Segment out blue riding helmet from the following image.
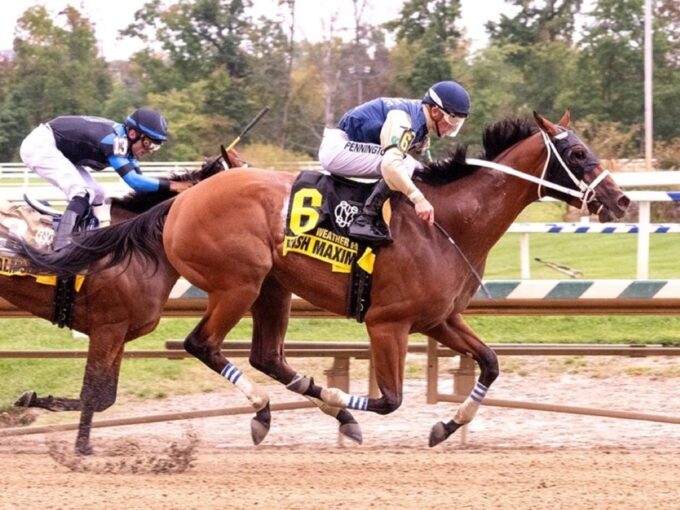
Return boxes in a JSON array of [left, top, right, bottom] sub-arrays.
[[422, 81, 471, 118], [125, 107, 169, 141]]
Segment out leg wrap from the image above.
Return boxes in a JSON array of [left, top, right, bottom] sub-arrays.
[[221, 362, 269, 411], [286, 373, 312, 395], [453, 381, 488, 425], [303, 396, 341, 418], [321, 387, 368, 411]]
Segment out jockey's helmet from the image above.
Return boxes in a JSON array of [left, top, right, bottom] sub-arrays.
[[125, 108, 169, 142], [422, 81, 470, 118]]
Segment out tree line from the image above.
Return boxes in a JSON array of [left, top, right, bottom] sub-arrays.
[[0, 0, 679, 168]]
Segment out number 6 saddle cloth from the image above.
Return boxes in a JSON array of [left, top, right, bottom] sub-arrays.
[[283, 171, 391, 275]]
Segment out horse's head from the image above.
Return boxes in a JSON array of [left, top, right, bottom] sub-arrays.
[[533, 111, 630, 222]]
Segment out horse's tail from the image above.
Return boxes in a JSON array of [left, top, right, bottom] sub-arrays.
[[11, 200, 173, 277]]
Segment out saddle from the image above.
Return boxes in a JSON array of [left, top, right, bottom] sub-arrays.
[[0, 198, 86, 328], [283, 171, 389, 322]]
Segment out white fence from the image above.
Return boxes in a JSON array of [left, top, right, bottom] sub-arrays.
[[1, 162, 678, 279]]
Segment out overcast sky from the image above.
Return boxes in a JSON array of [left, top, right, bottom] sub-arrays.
[[0, 0, 516, 61]]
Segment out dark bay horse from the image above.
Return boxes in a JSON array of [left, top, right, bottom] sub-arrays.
[[15, 112, 630, 446], [0, 157, 229, 454]]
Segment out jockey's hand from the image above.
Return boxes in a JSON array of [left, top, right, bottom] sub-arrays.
[[415, 198, 434, 225], [169, 180, 194, 193]]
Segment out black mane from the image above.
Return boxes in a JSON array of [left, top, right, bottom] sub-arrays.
[[482, 117, 538, 161], [111, 156, 224, 214], [414, 117, 538, 186]]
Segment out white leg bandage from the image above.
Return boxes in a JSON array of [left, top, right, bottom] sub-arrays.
[[221, 362, 269, 411], [453, 381, 488, 425], [320, 387, 368, 411]]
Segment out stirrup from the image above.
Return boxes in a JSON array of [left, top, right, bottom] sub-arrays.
[[349, 218, 392, 245]]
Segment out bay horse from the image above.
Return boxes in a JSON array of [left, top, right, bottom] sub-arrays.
[[0, 156, 228, 455], [14, 112, 630, 446]]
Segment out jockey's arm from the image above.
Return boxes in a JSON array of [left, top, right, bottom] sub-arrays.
[[109, 155, 171, 193], [379, 110, 434, 224]]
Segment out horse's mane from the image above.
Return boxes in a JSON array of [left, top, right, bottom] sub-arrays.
[[414, 117, 538, 186], [111, 156, 225, 213], [482, 117, 538, 161]]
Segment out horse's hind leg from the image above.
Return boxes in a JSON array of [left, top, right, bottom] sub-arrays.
[[183, 290, 272, 443], [248, 276, 362, 444], [299, 321, 411, 422], [15, 392, 82, 411], [423, 313, 499, 447]]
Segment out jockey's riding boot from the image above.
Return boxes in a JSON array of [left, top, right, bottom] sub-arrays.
[[348, 180, 393, 246], [53, 195, 90, 251]]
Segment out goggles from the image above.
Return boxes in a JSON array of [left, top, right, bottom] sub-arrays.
[[440, 109, 465, 137], [141, 135, 163, 152]]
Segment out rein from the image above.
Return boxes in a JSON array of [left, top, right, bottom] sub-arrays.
[[432, 127, 611, 298], [466, 128, 610, 212], [432, 220, 492, 299]]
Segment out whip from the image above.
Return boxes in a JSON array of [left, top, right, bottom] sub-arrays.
[[220, 107, 269, 161]]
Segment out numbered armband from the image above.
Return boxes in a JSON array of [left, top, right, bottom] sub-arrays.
[[396, 128, 415, 154], [112, 136, 129, 156], [385, 129, 415, 158]]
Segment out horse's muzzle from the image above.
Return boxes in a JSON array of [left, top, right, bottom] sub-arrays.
[[589, 193, 631, 222]]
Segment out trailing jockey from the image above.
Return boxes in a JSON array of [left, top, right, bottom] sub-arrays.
[[20, 107, 192, 250]]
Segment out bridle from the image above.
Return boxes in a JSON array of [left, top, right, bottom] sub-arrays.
[[436, 125, 612, 296], [466, 127, 610, 212]]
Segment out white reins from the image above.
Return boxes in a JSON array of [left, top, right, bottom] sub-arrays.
[[465, 129, 610, 209]]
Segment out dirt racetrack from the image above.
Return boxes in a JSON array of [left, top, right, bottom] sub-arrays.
[[1, 357, 679, 509]]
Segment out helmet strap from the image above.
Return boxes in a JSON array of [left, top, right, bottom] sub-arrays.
[[424, 105, 442, 138]]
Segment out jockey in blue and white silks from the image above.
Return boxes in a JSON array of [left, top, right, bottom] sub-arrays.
[[318, 80, 471, 245]]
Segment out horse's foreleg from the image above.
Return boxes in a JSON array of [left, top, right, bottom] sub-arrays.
[[183, 291, 271, 443], [249, 277, 362, 444], [15, 391, 82, 411], [75, 329, 127, 455], [424, 313, 499, 447]]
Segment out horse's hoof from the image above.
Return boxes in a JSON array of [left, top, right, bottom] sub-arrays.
[[339, 422, 363, 445], [251, 403, 271, 445], [14, 391, 37, 408], [75, 443, 94, 456], [429, 420, 461, 447]]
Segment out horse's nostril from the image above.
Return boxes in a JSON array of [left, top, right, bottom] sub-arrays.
[[618, 195, 631, 210]]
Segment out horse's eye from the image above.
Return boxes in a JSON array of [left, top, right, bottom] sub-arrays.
[[570, 148, 587, 162]]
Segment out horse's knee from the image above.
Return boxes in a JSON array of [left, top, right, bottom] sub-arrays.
[[478, 349, 500, 386], [374, 391, 402, 415]]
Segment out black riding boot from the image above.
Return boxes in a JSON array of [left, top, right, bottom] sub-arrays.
[[53, 195, 90, 251], [348, 180, 393, 245]]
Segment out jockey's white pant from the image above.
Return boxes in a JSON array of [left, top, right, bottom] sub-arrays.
[[318, 128, 421, 179], [20, 123, 105, 205]]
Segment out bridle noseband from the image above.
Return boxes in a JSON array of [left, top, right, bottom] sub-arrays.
[[537, 128, 610, 211], [467, 127, 611, 212], [447, 125, 613, 295]]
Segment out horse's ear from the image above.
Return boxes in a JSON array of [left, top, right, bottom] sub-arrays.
[[558, 110, 571, 127], [533, 111, 559, 136]]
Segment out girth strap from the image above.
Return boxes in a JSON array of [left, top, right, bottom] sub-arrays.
[[52, 275, 76, 329], [346, 256, 372, 323]]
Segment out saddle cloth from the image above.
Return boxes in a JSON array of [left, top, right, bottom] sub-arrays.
[[283, 171, 384, 274], [0, 200, 84, 290]]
